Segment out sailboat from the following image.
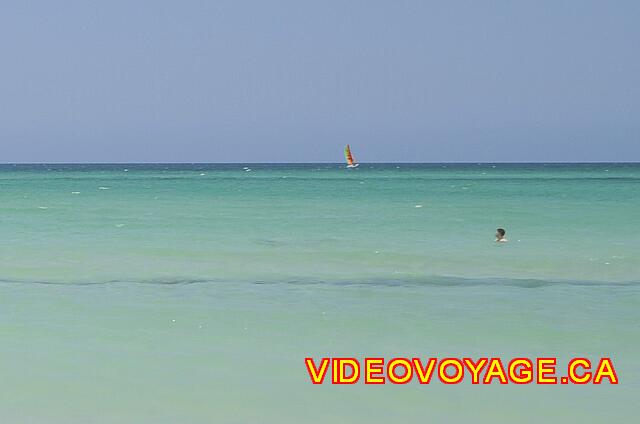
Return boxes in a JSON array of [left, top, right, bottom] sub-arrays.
[[344, 144, 359, 168]]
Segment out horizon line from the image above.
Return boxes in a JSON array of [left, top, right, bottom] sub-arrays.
[[0, 161, 639, 165]]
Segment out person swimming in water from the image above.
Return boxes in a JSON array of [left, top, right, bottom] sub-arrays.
[[495, 228, 508, 243]]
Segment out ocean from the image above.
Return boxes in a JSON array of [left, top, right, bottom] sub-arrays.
[[1, 163, 638, 423]]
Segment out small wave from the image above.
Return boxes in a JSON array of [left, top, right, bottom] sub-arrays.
[[0, 277, 213, 286], [0, 276, 638, 288]]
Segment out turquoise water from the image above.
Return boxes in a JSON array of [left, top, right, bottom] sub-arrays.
[[1, 163, 639, 423]]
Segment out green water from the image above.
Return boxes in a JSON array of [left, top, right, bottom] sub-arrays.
[[1, 163, 638, 423]]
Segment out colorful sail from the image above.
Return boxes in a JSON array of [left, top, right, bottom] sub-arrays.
[[344, 144, 356, 167]]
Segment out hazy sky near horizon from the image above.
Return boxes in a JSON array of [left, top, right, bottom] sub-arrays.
[[1, 0, 639, 162]]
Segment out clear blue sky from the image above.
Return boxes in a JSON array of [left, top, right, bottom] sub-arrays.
[[1, 0, 638, 162]]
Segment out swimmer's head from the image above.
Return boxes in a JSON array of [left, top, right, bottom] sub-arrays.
[[496, 228, 506, 239]]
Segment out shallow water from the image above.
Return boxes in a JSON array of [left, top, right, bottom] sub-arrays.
[[1, 163, 638, 422]]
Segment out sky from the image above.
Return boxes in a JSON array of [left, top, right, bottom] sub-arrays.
[[1, 0, 639, 163]]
